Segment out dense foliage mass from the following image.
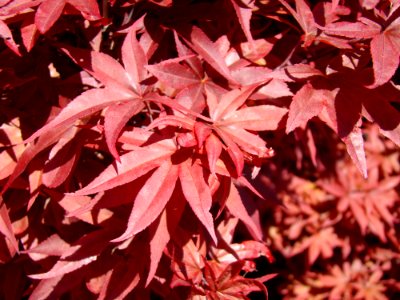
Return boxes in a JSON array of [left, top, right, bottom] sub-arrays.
[[0, 0, 399, 299]]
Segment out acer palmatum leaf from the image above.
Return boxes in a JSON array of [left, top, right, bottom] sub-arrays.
[[0, 20, 21, 56], [21, 13, 40, 52], [24, 88, 133, 144], [67, 0, 101, 21], [370, 21, 400, 87], [121, 22, 148, 94], [0, 197, 18, 253], [185, 26, 237, 83], [104, 100, 144, 161], [146, 193, 186, 286], [179, 160, 218, 244], [35, 0, 66, 33], [146, 56, 200, 90], [279, 0, 317, 46], [218, 105, 288, 131], [342, 126, 367, 178], [286, 83, 332, 133], [321, 20, 381, 39], [226, 182, 263, 240], [285, 64, 325, 79], [229, 0, 255, 47], [174, 30, 204, 77], [211, 85, 257, 121], [72, 139, 176, 196], [205, 133, 223, 175], [2, 125, 72, 195], [62, 47, 134, 92], [112, 160, 179, 242]]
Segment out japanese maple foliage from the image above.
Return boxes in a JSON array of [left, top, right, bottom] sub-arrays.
[[0, 0, 399, 299]]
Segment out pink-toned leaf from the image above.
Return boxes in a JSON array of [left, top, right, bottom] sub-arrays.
[[187, 27, 236, 83], [240, 39, 274, 62], [194, 122, 212, 147], [67, 0, 101, 20], [218, 125, 267, 157], [25, 88, 132, 144], [215, 128, 244, 176], [26, 234, 71, 257], [0, 19, 21, 56], [2, 126, 70, 194], [148, 93, 212, 122], [253, 79, 293, 99], [173, 31, 203, 77], [218, 105, 288, 131], [349, 200, 368, 235], [0, 0, 42, 15], [322, 20, 381, 39], [29, 256, 98, 279], [28, 276, 64, 300], [0, 197, 18, 253], [231, 66, 274, 85], [146, 191, 185, 286], [285, 64, 324, 79], [286, 83, 332, 133], [62, 47, 133, 92], [226, 183, 262, 240], [0, 0, 12, 5], [21, 14, 40, 52], [146, 58, 199, 89], [342, 126, 367, 178], [112, 160, 179, 242], [72, 139, 176, 195], [42, 130, 81, 188], [146, 115, 196, 131], [104, 99, 144, 161], [179, 160, 217, 244], [35, 0, 66, 33], [279, 0, 317, 42], [370, 27, 400, 87], [121, 22, 148, 94], [205, 134, 223, 175], [230, 0, 254, 47], [176, 84, 206, 113], [235, 176, 266, 200], [212, 85, 257, 121]]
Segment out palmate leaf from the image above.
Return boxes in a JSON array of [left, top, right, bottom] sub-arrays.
[[1, 124, 74, 194], [146, 190, 186, 286], [321, 16, 399, 87], [0, 19, 21, 56], [112, 159, 179, 242], [370, 19, 400, 87], [286, 83, 332, 133], [25, 88, 134, 145], [183, 26, 237, 83], [35, 0, 100, 33], [179, 160, 218, 244], [278, 0, 318, 46], [35, 0, 66, 33], [285, 78, 371, 177], [225, 182, 262, 240], [72, 139, 176, 196], [121, 20, 148, 94], [146, 57, 200, 90], [229, 0, 255, 47], [104, 100, 144, 161], [0, 197, 18, 253], [218, 105, 288, 131]]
